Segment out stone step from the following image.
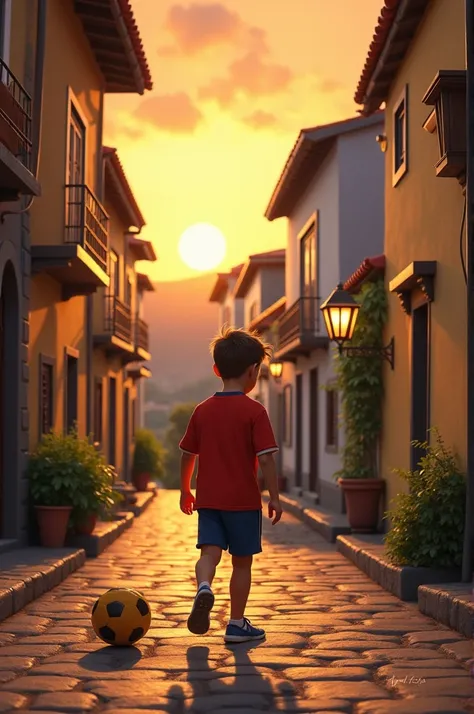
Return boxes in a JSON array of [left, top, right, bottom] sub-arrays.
[[277, 493, 351, 543]]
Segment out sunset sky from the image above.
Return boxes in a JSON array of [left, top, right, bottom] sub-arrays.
[[104, 0, 383, 282]]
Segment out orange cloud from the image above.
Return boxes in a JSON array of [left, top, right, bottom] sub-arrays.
[[198, 52, 293, 107], [158, 2, 266, 56], [135, 93, 203, 133], [242, 110, 277, 129]]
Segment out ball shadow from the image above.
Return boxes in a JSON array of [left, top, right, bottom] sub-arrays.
[[78, 645, 143, 672]]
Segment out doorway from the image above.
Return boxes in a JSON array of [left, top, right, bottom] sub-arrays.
[[108, 377, 116, 466], [65, 350, 78, 433], [123, 386, 130, 482], [410, 303, 430, 470], [295, 373, 303, 488], [309, 368, 319, 492]]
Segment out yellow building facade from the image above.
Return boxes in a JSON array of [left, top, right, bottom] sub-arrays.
[[355, 0, 466, 510]]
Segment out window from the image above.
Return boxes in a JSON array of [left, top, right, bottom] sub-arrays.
[[109, 251, 119, 297], [39, 356, 54, 437], [68, 106, 85, 185], [326, 387, 338, 451], [64, 348, 79, 434], [0, 1, 11, 65], [300, 218, 317, 298], [131, 397, 136, 438], [283, 384, 292, 447], [108, 376, 117, 466], [410, 303, 430, 469], [393, 87, 408, 185], [249, 302, 258, 323], [125, 272, 133, 306], [93, 379, 103, 445]]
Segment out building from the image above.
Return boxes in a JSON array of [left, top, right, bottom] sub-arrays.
[[265, 113, 385, 511], [209, 264, 244, 329], [354, 0, 466, 512], [233, 249, 285, 429], [1, 0, 152, 543], [92, 147, 155, 482]]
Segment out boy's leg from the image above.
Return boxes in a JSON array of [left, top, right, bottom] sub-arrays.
[[223, 510, 265, 643], [196, 545, 221, 588]]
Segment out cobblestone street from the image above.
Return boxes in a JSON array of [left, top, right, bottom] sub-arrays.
[[0, 492, 472, 713]]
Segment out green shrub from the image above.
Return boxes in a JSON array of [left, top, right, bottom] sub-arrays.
[[28, 428, 120, 527], [384, 429, 466, 567], [132, 428, 165, 480]]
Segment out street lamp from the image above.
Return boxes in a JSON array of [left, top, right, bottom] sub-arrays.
[[320, 283, 395, 370], [269, 361, 283, 380]]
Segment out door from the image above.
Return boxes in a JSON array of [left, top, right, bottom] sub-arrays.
[[410, 303, 430, 470], [123, 387, 130, 482], [309, 368, 319, 492], [0, 287, 3, 534], [300, 219, 318, 330], [108, 377, 116, 466], [295, 374, 303, 488], [67, 107, 85, 242], [65, 354, 78, 433]]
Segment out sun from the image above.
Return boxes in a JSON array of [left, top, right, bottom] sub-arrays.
[[178, 223, 227, 271]]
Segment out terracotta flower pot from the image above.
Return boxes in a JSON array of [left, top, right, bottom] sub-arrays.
[[133, 472, 150, 492], [338, 478, 385, 533], [75, 513, 97, 535], [35, 506, 72, 548]]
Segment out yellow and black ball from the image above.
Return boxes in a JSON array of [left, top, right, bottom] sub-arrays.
[[91, 588, 151, 646]]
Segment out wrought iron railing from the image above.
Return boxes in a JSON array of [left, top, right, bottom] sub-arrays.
[[65, 184, 108, 274], [277, 297, 322, 349], [0, 59, 32, 170], [105, 296, 132, 343], [135, 317, 149, 352]]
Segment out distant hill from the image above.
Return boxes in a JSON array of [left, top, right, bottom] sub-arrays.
[[142, 274, 219, 391]]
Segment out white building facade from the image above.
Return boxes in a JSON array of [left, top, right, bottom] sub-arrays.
[[265, 113, 385, 512], [209, 264, 244, 329]]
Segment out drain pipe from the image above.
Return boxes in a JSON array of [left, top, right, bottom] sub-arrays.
[[462, 0, 474, 583], [0, 0, 47, 222]]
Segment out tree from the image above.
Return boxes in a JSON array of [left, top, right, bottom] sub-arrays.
[[163, 403, 196, 488]]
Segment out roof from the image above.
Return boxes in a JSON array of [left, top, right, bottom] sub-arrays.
[[74, 0, 153, 94], [136, 272, 155, 292], [103, 146, 145, 229], [209, 263, 244, 303], [128, 236, 156, 262], [344, 255, 386, 293], [355, 0, 430, 113], [249, 296, 286, 333], [234, 249, 285, 298], [265, 113, 384, 221]]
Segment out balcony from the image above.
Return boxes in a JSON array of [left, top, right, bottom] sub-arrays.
[[0, 59, 40, 199], [133, 317, 151, 361], [274, 297, 329, 361], [94, 296, 134, 359], [31, 184, 109, 299]]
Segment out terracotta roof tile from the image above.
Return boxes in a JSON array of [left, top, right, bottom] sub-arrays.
[[117, 0, 153, 91], [344, 255, 386, 293]]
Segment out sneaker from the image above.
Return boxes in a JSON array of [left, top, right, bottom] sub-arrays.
[[224, 617, 266, 643], [187, 585, 215, 635]]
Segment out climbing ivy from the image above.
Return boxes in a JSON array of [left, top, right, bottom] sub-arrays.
[[335, 278, 387, 480]]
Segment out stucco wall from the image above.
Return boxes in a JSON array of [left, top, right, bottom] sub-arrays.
[[381, 0, 466, 511]]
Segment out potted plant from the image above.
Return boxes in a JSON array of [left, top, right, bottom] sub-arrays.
[[28, 429, 120, 545], [384, 430, 465, 567], [132, 428, 164, 491], [335, 279, 387, 532]]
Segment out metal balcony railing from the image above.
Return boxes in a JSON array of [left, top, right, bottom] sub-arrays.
[[0, 59, 32, 170], [135, 317, 149, 352], [65, 184, 109, 274], [277, 297, 322, 349], [105, 296, 132, 343]]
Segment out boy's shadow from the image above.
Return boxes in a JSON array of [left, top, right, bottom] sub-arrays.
[[170, 643, 298, 712]]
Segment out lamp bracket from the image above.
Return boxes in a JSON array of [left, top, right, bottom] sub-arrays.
[[338, 337, 395, 370]]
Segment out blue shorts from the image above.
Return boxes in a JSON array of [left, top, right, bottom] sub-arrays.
[[197, 509, 262, 557]]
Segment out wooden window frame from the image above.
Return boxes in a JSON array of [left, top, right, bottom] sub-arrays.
[[283, 383, 292, 447], [393, 85, 408, 187], [325, 383, 339, 453], [39, 354, 55, 439]]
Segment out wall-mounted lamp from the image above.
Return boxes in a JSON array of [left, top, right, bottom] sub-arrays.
[[375, 134, 388, 153], [269, 361, 283, 380], [320, 283, 395, 370]]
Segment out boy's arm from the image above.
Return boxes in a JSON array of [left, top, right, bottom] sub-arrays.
[[180, 452, 196, 515], [258, 452, 282, 524]]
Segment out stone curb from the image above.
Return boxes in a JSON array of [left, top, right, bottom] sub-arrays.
[[128, 489, 156, 517], [336, 534, 462, 602], [278, 494, 351, 543], [67, 512, 134, 558], [418, 583, 474, 638], [0, 548, 85, 622]]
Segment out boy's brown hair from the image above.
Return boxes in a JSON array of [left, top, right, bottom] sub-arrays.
[[210, 326, 272, 380]]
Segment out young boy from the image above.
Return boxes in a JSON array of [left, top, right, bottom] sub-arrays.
[[179, 326, 283, 643]]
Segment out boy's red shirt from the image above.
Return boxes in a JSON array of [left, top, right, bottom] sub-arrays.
[[179, 391, 278, 511]]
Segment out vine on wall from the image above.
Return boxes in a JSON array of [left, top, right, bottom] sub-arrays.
[[335, 278, 387, 479]]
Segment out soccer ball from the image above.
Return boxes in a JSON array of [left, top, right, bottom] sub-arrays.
[[91, 588, 151, 646]]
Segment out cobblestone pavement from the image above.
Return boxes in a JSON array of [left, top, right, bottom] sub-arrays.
[[0, 492, 473, 714]]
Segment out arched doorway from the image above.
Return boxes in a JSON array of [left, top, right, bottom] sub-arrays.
[[0, 261, 20, 539]]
